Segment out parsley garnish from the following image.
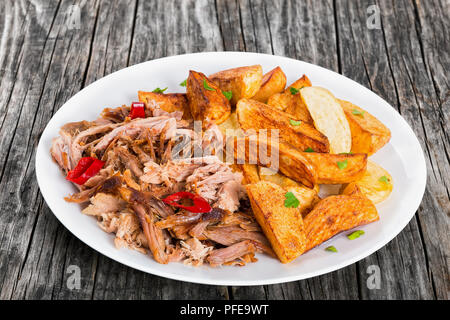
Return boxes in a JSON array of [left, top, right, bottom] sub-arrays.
[[352, 109, 365, 116], [152, 87, 168, 93], [203, 80, 215, 91], [325, 246, 338, 252], [290, 87, 300, 95], [337, 159, 348, 170], [347, 230, 365, 240], [179, 79, 187, 87], [379, 176, 389, 184], [222, 90, 232, 100], [284, 192, 299, 208], [304, 147, 315, 153], [289, 119, 302, 126]]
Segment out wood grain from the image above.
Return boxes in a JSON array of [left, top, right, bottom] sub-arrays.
[[0, 0, 447, 300]]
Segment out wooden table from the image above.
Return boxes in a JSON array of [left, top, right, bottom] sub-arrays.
[[0, 0, 448, 300]]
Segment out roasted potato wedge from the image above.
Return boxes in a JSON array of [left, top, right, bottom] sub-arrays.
[[217, 111, 241, 137], [300, 87, 352, 154], [304, 191, 379, 251], [237, 98, 329, 153], [341, 160, 393, 204], [186, 70, 231, 127], [234, 135, 318, 188], [241, 164, 260, 184], [209, 65, 263, 105], [302, 152, 367, 184], [258, 167, 320, 194], [138, 91, 191, 119], [339, 100, 391, 155], [246, 181, 306, 263], [252, 67, 287, 103], [267, 75, 313, 123]]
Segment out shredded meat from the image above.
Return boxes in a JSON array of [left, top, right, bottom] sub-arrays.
[[52, 104, 271, 267]]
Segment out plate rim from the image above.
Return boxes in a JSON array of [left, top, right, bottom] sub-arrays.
[[35, 51, 427, 286]]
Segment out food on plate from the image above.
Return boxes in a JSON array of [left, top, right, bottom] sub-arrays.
[[341, 160, 393, 204], [209, 65, 263, 106], [267, 74, 313, 123], [339, 99, 391, 155], [233, 135, 317, 188], [252, 66, 287, 103], [246, 181, 306, 263], [50, 64, 394, 268], [304, 186, 379, 251], [300, 86, 352, 154], [186, 70, 231, 126], [236, 98, 330, 153], [138, 91, 191, 120], [302, 152, 368, 184]]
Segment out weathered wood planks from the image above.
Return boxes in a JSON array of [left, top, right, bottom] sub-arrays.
[[0, 0, 447, 300]]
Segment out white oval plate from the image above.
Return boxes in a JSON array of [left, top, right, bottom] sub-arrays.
[[36, 52, 426, 286]]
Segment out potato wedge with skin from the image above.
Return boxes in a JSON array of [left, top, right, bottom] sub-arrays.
[[209, 65, 263, 105], [341, 160, 393, 204], [138, 91, 191, 119], [302, 152, 367, 184], [246, 181, 306, 263], [258, 166, 320, 193], [186, 70, 231, 126], [252, 67, 287, 103], [339, 100, 391, 155], [237, 98, 330, 153], [241, 164, 260, 184], [217, 112, 242, 137], [300, 87, 352, 153], [233, 135, 318, 188], [304, 192, 379, 251], [267, 75, 313, 123]]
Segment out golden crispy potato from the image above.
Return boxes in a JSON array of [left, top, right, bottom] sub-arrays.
[[252, 67, 287, 103], [138, 91, 191, 120], [186, 70, 231, 127], [258, 167, 320, 194], [267, 75, 313, 123], [300, 87, 352, 154], [339, 100, 391, 155], [234, 135, 318, 188], [246, 181, 306, 263], [236, 98, 330, 153], [209, 65, 263, 105], [341, 160, 393, 204], [302, 152, 367, 184], [304, 192, 379, 251], [241, 164, 260, 184]]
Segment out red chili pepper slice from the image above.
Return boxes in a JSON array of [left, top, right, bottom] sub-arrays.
[[66, 157, 105, 185], [162, 191, 212, 213], [129, 102, 146, 119]]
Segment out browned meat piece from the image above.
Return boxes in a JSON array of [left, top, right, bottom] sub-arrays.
[[189, 207, 225, 238], [100, 105, 130, 123], [207, 240, 256, 267], [132, 203, 168, 264], [82, 193, 126, 216], [155, 211, 203, 229], [116, 146, 143, 177], [50, 137, 70, 173]]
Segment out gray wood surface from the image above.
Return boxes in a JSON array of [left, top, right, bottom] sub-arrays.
[[0, 0, 448, 300]]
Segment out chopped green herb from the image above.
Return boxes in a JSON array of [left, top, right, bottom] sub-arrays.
[[379, 175, 389, 184], [222, 90, 233, 100], [352, 109, 365, 116], [179, 79, 187, 87], [337, 159, 348, 170], [339, 152, 353, 155], [290, 87, 300, 95], [152, 87, 168, 93], [347, 230, 365, 240], [203, 79, 215, 91], [284, 192, 299, 208], [289, 119, 302, 126], [325, 246, 338, 252], [304, 147, 315, 153]]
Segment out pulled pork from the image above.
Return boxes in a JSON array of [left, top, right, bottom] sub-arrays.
[[51, 104, 269, 267]]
